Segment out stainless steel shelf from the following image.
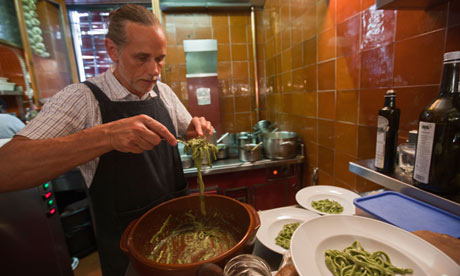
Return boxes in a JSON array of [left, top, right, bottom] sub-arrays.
[[183, 155, 304, 177], [349, 159, 460, 216]]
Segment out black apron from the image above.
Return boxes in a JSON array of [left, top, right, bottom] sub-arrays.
[[83, 81, 187, 276]]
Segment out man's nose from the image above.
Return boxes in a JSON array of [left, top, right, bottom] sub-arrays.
[[147, 60, 161, 75]]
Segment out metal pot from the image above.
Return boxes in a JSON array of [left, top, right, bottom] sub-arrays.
[[216, 143, 229, 160], [180, 155, 193, 169], [262, 131, 298, 160], [239, 143, 262, 162], [237, 132, 258, 148]]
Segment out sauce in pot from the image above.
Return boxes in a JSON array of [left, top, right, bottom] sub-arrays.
[[147, 211, 240, 264]]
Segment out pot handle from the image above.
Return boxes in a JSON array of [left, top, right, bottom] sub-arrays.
[[120, 218, 137, 254], [279, 141, 296, 146]]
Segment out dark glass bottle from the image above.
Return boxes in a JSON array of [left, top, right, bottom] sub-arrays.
[[413, 51, 460, 195], [374, 90, 400, 173]]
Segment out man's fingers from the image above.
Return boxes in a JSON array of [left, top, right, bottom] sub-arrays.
[[140, 115, 177, 146]]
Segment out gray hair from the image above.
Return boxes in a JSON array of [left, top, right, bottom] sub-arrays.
[[106, 4, 161, 48]]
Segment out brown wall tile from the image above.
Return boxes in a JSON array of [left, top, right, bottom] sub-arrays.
[[317, 170, 334, 186], [395, 4, 448, 41], [360, 8, 395, 51], [393, 30, 445, 86], [336, 54, 360, 90], [360, 45, 394, 89], [318, 91, 336, 120], [232, 44, 248, 61], [166, 45, 185, 64], [318, 145, 335, 175], [235, 112, 252, 132], [304, 65, 317, 92], [316, 0, 336, 33], [291, 43, 303, 69], [211, 13, 229, 26], [318, 119, 335, 148], [302, 4, 317, 40], [214, 25, 230, 44], [448, 0, 460, 26], [335, 151, 357, 186], [217, 44, 231, 62], [446, 25, 460, 53], [303, 92, 317, 117], [335, 122, 357, 156], [318, 60, 336, 90], [361, 0, 375, 11], [318, 28, 336, 62], [336, 90, 358, 123], [230, 24, 247, 44], [337, 0, 360, 23], [357, 125, 377, 159], [220, 96, 234, 114], [235, 96, 252, 113], [359, 88, 386, 126], [305, 141, 319, 167], [336, 14, 360, 57], [281, 48, 292, 73], [303, 37, 317, 66], [356, 176, 383, 193], [221, 112, 235, 132], [232, 61, 249, 80]]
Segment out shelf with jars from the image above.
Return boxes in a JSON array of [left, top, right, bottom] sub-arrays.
[[14, 0, 79, 105]]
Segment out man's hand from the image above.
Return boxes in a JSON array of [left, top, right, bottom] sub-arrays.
[[184, 116, 214, 140], [107, 114, 177, 153]]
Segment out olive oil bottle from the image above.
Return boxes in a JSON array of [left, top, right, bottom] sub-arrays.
[[413, 51, 460, 195], [374, 90, 400, 173]]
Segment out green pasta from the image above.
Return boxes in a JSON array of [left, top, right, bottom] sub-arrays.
[[325, 241, 413, 276], [179, 137, 218, 215], [312, 199, 344, 214], [274, 222, 300, 249]]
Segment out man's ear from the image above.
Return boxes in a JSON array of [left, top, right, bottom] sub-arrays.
[[105, 38, 119, 62]]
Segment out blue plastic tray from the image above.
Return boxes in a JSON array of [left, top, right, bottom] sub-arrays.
[[354, 191, 460, 238]]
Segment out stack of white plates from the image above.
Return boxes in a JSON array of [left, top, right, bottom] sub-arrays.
[[0, 77, 16, 91]]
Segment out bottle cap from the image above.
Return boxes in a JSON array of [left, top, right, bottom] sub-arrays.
[[444, 51, 460, 62], [385, 89, 396, 97]]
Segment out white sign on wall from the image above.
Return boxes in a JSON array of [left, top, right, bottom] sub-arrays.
[[196, 87, 211, 105]]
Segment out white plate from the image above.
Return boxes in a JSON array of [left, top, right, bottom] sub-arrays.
[[291, 215, 460, 276], [295, 185, 360, 215], [256, 206, 320, 254]]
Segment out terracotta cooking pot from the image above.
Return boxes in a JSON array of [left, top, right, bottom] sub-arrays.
[[120, 194, 260, 276]]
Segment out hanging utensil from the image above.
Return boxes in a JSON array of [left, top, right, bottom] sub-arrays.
[[251, 141, 263, 152], [216, 132, 229, 144]]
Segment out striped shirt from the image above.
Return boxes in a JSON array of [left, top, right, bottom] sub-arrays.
[[18, 69, 192, 187]]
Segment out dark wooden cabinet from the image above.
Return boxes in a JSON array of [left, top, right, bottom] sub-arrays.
[[186, 163, 302, 210]]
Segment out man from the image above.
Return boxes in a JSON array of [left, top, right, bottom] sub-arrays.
[[0, 4, 213, 275], [0, 113, 25, 139]]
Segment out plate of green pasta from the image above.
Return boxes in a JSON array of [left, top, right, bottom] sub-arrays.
[[256, 206, 320, 254], [290, 215, 460, 276], [295, 185, 360, 216]]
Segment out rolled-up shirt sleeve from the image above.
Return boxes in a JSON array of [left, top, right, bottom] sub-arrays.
[[18, 84, 92, 139]]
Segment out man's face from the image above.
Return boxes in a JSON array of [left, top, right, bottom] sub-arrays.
[[106, 22, 167, 98]]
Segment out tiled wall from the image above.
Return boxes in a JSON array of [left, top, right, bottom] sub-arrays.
[[162, 11, 264, 133], [261, 0, 460, 192]]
